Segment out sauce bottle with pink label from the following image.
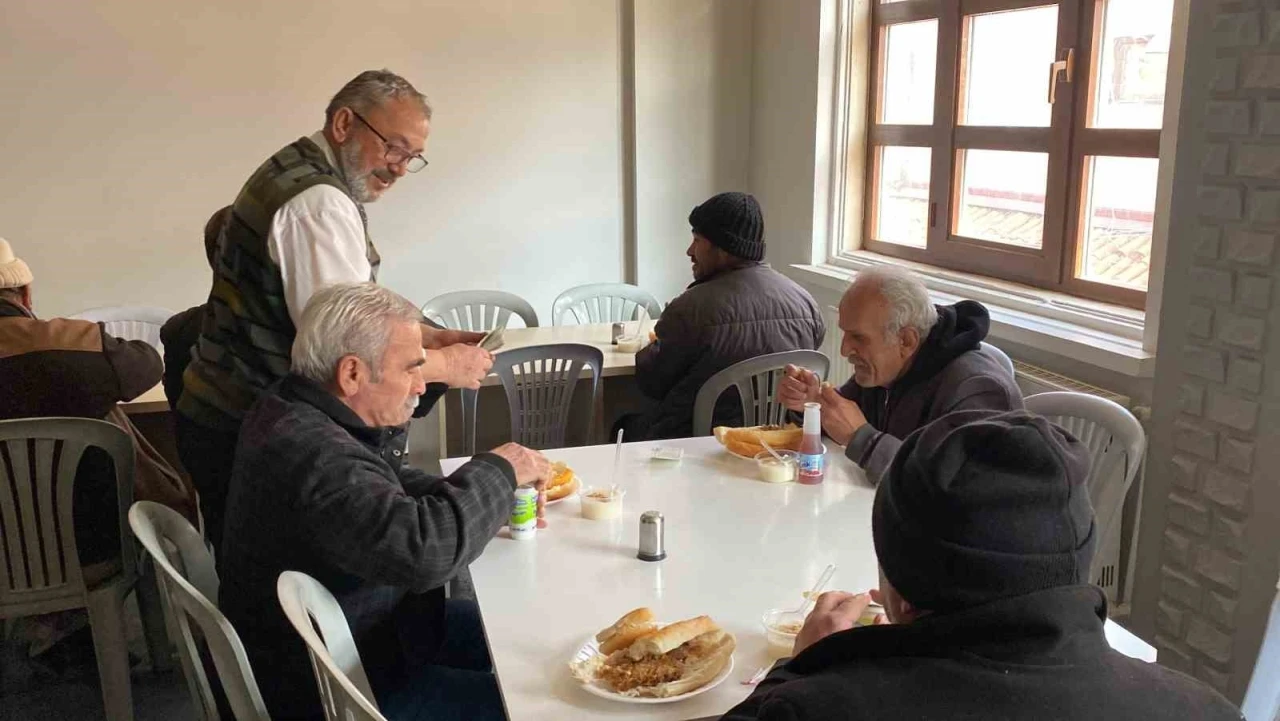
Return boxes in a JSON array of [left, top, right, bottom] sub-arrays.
[[798, 402, 825, 484]]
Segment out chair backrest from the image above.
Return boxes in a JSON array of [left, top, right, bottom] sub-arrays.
[[463, 343, 604, 453], [1023, 392, 1145, 553], [0, 417, 136, 615], [276, 571, 387, 721], [1243, 578, 1280, 721], [69, 305, 175, 352], [692, 350, 831, 437], [128, 501, 268, 721], [551, 283, 661, 326], [421, 290, 539, 332], [980, 341, 1016, 380]]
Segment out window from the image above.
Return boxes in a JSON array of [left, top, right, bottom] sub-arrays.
[[849, 0, 1175, 308]]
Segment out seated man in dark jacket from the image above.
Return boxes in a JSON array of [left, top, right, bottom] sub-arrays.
[[218, 282, 550, 721], [159, 205, 229, 410], [622, 192, 825, 440], [780, 265, 1020, 483], [722, 410, 1242, 721]]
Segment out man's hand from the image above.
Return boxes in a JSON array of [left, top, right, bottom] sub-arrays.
[[793, 591, 874, 656], [778, 364, 822, 412], [421, 325, 485, 350], [488, 443, 551, 487], [818, 383, 867, 446], [433, 344, 493, 389]]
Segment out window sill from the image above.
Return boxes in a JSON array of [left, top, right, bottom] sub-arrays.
[[786, 253, 1156, 378]]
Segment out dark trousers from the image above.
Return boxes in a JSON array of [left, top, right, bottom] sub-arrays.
[[173, 414, 239, 553], [375, 599, 506, 721]]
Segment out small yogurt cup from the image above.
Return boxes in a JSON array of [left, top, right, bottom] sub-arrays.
[[754, 450, 799, 483]]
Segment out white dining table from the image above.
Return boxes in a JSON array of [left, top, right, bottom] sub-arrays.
[[442, 436, 1156, 721]]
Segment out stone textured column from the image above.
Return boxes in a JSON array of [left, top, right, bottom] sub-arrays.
[[1134, 0, 1280, 703]]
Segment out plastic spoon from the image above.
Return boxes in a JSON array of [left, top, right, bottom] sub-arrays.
[[759, 438, 786, 464]]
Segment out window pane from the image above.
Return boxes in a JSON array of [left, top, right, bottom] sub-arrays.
[[880, 20, 938, 125], [1078, 156, 1158, 291], [872, 146, 931, 248], [955, 149, 1048, 249], [1091, 0, 1175, 129], [960, 6, 1058, 127]]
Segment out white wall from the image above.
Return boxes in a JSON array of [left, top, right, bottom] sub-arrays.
[[634, 0, 755, 305], [2, 0, 624, 321], [748, 0, 828, 269]]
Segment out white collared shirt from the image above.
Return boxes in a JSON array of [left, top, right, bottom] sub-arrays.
[[265, 131, 372, 327]]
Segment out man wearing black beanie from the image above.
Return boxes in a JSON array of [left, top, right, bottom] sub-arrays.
[[618, 192, 825, 440], [721, 410, 1242, 721]]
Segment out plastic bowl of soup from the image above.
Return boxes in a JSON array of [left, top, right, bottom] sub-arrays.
[[580, 487, 625, 520], [761, 608, 804, 655]]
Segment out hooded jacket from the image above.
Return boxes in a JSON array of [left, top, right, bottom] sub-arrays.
[[840, 300, 1022, 483]]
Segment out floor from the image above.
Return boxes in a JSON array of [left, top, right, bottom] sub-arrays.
[[1, 596, 194, 721]]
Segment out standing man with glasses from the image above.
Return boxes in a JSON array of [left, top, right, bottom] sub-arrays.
[[177, 69, 491, 551]]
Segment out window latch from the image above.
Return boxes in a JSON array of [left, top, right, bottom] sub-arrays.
[[1048, 47, 1075, 105]]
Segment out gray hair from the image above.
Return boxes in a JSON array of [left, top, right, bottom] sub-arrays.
[[849, 265, 938, 338], [325, 69, 433, 126], [291, 282, 423, 384]]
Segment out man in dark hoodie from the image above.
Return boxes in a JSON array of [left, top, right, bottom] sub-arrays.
[[779, 265, 1020, 483], [720, 410, 1243, 721]]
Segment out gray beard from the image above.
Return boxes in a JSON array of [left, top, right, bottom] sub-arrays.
[[338, 139, 378, 203]]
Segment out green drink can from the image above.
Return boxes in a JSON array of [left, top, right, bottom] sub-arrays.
[[510, 488, 538, 540]]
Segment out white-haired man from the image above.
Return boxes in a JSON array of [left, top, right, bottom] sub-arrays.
[[779, 266, 1022, 483], [219, 283, 547, 720], [177, 69, 490, 550]]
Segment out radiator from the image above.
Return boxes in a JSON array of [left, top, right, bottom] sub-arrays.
[[820, 305, 1148, 609]]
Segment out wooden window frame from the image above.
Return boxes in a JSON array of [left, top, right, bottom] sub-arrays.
[[858, 0, 1163, 309]]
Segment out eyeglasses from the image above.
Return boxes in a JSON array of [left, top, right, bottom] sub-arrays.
[[351, 110, 429, 173]]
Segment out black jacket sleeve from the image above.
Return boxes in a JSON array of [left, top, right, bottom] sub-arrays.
[[99, 325, 163, 402], [300, 452, 516, 593]]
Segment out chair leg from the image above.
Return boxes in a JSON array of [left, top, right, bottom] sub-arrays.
[[136, 559, 174, 672], [87, 586, 135, 721]]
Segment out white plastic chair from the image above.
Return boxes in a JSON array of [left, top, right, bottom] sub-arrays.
[[692, 350, 831, 436], [421, 290, 539, 331], [0, 417, 167, 721], [70, 305, 175, 353], [276, 571, 388, 721], [128, 501, 269, 721], [980, 341, 1015, 379], [551, 283, 661, 325], [1243, 577, 1280, 721], [461, 343, 604, 454], [1023, 392, 1145, 585]]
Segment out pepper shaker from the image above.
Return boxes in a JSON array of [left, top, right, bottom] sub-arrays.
[[637, 510, 667, 562]]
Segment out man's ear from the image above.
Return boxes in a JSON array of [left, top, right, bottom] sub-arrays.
[[334, 355, 363, 398], [330, 106, 355, 144], [20, 285, 32, 311], [899, 327, 922, 356]]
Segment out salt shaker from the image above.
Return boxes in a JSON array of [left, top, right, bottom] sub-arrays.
[[637, 510, 667, 561], [611, 322, 625, 345]]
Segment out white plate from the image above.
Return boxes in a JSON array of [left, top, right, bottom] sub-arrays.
[[723, 443, 826, 462], [570, 630, 734, 704], [545, 476, 580, 506]]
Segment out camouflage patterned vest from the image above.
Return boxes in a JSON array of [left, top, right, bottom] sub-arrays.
[[178, 137, 380, 431]]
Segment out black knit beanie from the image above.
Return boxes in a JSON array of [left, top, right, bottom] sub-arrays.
[[688, 192, 765, 261], [872, 409, 1097, 612]]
